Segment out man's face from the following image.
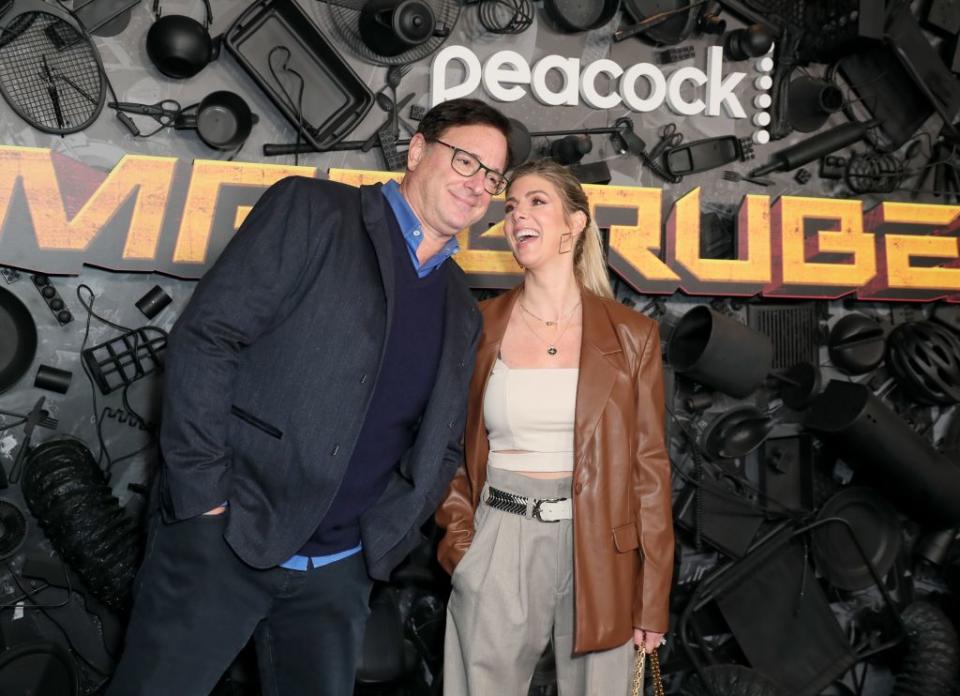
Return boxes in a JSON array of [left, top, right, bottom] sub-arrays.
[[405, 124, 509, 239]]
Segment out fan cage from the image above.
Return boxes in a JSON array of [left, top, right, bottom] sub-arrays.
[[325, 0, 461, 67]]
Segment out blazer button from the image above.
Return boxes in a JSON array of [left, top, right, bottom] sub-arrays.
[[575, 482, 583, 495], [447, 419, 455, 430], [331, 444, 341, 456], [360, 373, 368, 384]]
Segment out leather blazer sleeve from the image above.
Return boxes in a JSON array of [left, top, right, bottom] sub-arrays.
[[435, 462, 475, 575], [631, 321, 674, 632]]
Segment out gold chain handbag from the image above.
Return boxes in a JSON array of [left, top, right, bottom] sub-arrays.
[[631, 647, 665, 696]]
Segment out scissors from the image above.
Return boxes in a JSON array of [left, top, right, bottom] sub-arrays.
[[108, 99, 182, 136], [648, 123, 684, 161]]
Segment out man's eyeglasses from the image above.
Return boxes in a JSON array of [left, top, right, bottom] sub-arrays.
[[432, 139, 508, 195]]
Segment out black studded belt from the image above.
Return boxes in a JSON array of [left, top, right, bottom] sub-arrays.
[[485, 487, 572, 523]]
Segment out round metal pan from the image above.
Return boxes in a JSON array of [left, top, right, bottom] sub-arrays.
[[543, 0, 620, 33], [175, 91, 256, 151], [0, 640, 78, 696], [812, 487, 902, 591], [0, 286, 37, 394], [195, 91, 255, 150], [622, 0, 700, 45]]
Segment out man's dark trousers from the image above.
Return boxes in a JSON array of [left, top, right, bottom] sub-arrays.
[[106, 511, 372, 696]]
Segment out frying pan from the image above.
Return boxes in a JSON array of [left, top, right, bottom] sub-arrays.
[[0, 641, 79, 695], [812, 487, 902, 591], [543, 0, 619, 33], [0, 286, 37, 394], [621, 0, 701, 45], [174, 91, 257, 150]]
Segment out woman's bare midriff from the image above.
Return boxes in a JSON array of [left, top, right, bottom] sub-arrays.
[[493, 449, 571, 479]]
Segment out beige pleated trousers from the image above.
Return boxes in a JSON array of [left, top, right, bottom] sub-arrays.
[[443, 467, 633, 696]]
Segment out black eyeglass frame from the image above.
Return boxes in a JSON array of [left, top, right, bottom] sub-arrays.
[[431, 138, 508, 195]]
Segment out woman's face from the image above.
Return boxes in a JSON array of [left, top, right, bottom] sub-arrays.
[[503, 174, 586, 272]]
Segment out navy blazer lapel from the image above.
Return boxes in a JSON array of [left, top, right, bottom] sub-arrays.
[[399, 269, 478, 481], [360, 184, 395, 333], [426, 269, 479, 413], [443, 269, 479, 364]]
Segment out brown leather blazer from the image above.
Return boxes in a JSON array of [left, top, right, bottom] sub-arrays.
[[436, 286, 674, 653]]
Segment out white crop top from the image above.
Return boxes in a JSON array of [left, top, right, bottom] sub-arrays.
[[482, 358, 579, 472]]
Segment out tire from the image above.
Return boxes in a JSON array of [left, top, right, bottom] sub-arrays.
[[893, 601, 960, 696]]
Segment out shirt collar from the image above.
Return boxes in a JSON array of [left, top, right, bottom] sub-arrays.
[[381, 180, 459, 277]]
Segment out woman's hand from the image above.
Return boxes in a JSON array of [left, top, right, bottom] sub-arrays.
[[633, 628, 665, 654]]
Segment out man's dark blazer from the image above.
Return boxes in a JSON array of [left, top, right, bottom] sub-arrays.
[[158, 176, 481, 580]]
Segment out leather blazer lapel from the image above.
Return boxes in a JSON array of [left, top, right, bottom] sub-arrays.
[[575, 291, 622, 466]]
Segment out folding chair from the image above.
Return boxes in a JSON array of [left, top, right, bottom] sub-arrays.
[[677, 518, 904, 695]]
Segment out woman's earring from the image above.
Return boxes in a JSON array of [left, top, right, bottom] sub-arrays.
[[559, 232, 573, 254]]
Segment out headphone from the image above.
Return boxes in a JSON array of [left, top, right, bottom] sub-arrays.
[[146, 0, 217, 79]]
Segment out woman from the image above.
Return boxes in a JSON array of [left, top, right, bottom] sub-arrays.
[[437, 159, 674, 695]]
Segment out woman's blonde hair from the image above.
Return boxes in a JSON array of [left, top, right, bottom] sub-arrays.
[[506, 159, 614, 298]]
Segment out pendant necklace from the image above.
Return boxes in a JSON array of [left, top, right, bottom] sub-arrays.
[[518, 301, 581, 356]]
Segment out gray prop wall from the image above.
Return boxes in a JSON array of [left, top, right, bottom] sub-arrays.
[[0, 1, 958, 695]]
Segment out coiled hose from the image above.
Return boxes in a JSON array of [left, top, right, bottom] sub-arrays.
[[21, 438, 140, 611], [478, 0, 534, 34], [845, 152, 904, 194]]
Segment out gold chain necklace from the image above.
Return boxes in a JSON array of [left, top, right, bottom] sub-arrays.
[[518, 303, 580, 356], [518, 299, 580, 327]]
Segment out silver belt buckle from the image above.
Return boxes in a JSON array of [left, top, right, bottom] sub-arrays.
[[532, 497, 565, 523]]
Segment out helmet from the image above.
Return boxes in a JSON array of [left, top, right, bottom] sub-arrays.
[[886, 321, 960, 405]]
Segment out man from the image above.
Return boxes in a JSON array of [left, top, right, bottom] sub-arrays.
[[107, 98, 511, 696]]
